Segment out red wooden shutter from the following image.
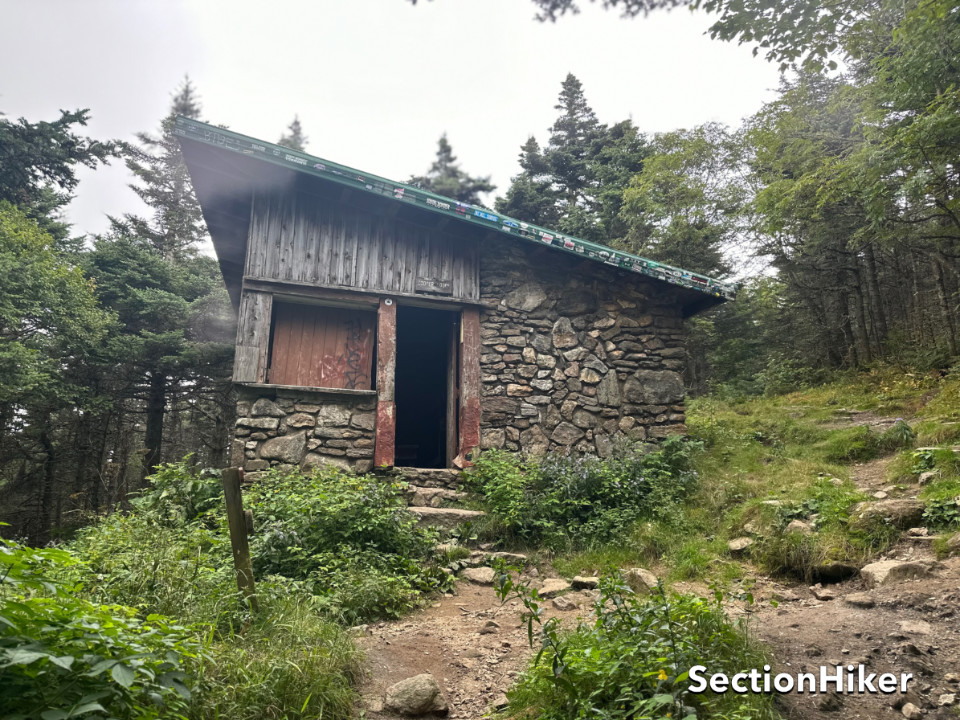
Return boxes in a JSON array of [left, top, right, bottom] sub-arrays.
[[269, 303, 375, 389]]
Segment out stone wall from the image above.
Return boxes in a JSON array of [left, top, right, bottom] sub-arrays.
[[477, 237, 687, 458], [232, 388, 376, 479]]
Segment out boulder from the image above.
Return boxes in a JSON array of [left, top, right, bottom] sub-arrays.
[[843, 592, 876, 608], [901, 702, 922, 720], [384, 674, 449, 717], [552, 595, 577, 611], [259, 432, 307, 464], [946, 533, 960, 555], [860, 560, 932, 588], [624, 567, 658, 594], [785, 519, 813, 535], [853, 499, 925, 529]]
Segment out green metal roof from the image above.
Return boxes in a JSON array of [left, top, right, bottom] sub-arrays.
[[174, 116, 736, 302]]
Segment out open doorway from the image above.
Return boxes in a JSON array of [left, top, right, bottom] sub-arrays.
[[394, 305, 459, 468]]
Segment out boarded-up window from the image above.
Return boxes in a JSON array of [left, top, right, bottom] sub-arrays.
[[268, 303, 375, 389]]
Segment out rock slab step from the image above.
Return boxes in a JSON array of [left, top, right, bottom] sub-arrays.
[[409, 506, 485, 529], [860, 560, 932, 588]]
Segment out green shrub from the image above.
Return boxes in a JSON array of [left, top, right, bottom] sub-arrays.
[[1, 538, 201, 720], [496, 569, 776, 720], [468, 437, 700, 551], [243, 466, 451, 622], [70, 461, 450, 625]]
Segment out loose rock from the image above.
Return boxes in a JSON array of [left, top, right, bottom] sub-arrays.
[[624, 567, 659, 594], [901, 702, 923, 719], [844, 592, 876, 608], [728, 537, 754, 556], [538, 578, 571, 598], [551, 596, 577, 611], [384, 674, 449, 716], [571, 575, 599, 590]]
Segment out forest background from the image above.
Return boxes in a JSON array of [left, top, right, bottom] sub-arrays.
[[2, 0, 958, 542]]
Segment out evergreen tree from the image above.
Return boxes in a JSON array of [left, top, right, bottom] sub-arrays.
[[409, 134, 495, 205], [0, 109, 119, 242], [278, 115, 308, 152], [496, 74, 646, 244], [114, 76, 207, 262], [109, 78, 235, 481]]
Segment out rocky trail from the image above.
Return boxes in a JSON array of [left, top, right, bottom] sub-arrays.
[[355, 416, 960, 719], [739, 412, 960, 719]]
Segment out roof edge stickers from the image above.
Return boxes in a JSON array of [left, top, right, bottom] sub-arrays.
[[175, 117, 737, 301]]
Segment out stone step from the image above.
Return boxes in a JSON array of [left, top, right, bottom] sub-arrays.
[[403, 485, 469, 508], [408, 506, 485, 530], [382, 466, 464, 490]]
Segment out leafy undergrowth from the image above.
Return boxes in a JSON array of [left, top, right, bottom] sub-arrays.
[[495, 569, 776, 720], [466, 435, 700, 553], [2, 463, 450, 720]]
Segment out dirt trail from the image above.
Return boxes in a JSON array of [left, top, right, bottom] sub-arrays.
[[356, 416, 960, 719], [356, 579, 594, 719], [742, 417, 960, 719]]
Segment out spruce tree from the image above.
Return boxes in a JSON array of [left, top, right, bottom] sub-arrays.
[[278, 115, 308, 152], [409, 134, 495, 205], [115, 76, 207, 262], [496, 74, 646, 244], [107, 77, 234, 482]]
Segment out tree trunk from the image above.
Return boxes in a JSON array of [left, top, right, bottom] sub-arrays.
[[142, 370, 166, 484], [932, 255, 958, 356]]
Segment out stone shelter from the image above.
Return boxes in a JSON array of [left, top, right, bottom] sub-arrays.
[[177, 117, 735, 479]]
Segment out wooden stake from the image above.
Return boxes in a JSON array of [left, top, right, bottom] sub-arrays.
[[221, 467, 258, 613]]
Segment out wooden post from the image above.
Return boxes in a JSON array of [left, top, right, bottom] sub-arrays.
[[221, 467, 258, 613], [375, 298, 397, 468], [457, 307, 481, 466]]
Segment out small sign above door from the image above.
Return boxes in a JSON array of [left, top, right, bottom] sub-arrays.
[[415, 277, 453, 295]]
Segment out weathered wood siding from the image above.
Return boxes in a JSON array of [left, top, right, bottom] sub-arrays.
[[268, 303, 375, 389], [245, 191, 479, 301], [234, 291, 273, 383]]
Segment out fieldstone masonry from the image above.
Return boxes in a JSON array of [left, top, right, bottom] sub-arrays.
[[230, 237, 691, 475], [476, 238, 687, 457], [233, 390, 376, 479]]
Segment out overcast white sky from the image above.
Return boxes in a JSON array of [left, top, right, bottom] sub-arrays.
[[1, 0, 781, 239]]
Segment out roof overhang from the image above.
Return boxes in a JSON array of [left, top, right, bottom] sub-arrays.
[[176, 117, 736, 316]]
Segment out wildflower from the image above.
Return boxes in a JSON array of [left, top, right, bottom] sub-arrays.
[[658, 669, 668, 681]]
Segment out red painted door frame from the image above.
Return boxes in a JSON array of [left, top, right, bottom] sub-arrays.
[[374, 298, 396, 467], [373, 300, 481, 469]]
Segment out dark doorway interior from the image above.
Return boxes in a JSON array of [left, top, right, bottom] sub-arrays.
[[395, 305, 456, 468]]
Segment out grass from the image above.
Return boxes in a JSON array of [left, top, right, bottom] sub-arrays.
[[191, 597, 363, 720], [547, 364, 960, 587]]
